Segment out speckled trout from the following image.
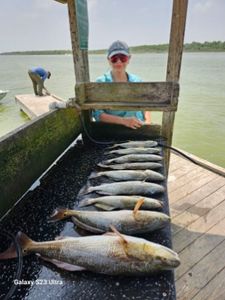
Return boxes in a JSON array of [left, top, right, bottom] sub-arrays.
[[0, 231, 180, 275], [79, 195, 163, 210], [98, 162, 163, 170], [108, 141, 158, 149], [89, 170, 164, 182], [50, 206, 170, 234], [81, 181, 164, 196], [103, 154, 163, 164], [107, 147, 161, 155]]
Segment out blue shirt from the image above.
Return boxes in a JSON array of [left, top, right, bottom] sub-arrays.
[[31, 67, 48, 81], [92, 71, 144, 121]]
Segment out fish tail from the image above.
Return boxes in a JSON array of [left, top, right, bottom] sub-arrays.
[[78, 182, 94, 197], [0, 231, 33, 260], [49, 208, 70, 221], [78, 198, 93, 207], [106, 145, 115, 150], [88, 171, 99, 179], [101, 159, 111, 165], [97, 163, 108, 169]]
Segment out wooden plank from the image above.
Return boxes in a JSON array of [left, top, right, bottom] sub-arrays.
[[176, 239, 225, 299], [67, 0, 91, 139], [67, 0, 89, 82], [175, 148, 225, 177], [169, 170, 217, 204], [15, 94, 64, 119], [175, 217, 225, 280], [168, 166, 206, 193], [80, 102, 177, 111], [172, 183, 225, 235], [173, 198, 225, 253], [75, 81, 179, 104], [171, 176, 225, 219], [192, 266, 225, 300], [162, 0, 188, 170]]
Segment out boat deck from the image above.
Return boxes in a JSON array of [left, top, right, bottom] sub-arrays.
[[15, 94, 65, 119], [169, 153, 225, 300]]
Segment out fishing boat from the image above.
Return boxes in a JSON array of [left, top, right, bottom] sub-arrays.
[[0, 1, 225, 300], [0, 90, 8, 100]]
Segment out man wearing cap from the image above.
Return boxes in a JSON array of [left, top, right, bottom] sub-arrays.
[[28, 67, 51, 96], [92, 40, 151, 129]]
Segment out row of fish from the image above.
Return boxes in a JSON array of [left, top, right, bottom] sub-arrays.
[[0, 140, 180, 276]]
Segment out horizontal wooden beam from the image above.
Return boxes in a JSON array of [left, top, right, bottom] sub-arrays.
[[75, 82, 179, 111], [80, 102, 177, 111]]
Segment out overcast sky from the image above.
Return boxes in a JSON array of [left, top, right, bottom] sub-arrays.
[[0, 0, 224, 53]]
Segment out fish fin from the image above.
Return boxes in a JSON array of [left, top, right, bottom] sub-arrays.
[[109, 226, 128, 244], [0, 231, 33, 260], [94, 203, 116, 211], [109, 226, 130, 257], [71, 217, 104, 234], [49, 208, 69, 222], [133, 198, 144, 217], [40, 255, 86, 272]]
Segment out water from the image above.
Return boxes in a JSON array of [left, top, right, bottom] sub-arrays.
[[0, 53, 225, 167]]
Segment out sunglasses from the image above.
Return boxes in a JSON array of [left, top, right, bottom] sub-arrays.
[[110, 54, 129, 63]]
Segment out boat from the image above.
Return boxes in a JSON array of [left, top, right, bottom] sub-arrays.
[[0, 90, 8, 100], [1, 1, 225, 300]]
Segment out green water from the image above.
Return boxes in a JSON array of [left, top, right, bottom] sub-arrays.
[[0, 53, 224, 167]]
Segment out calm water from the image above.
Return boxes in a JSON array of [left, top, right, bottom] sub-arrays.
[[0, 53, 225, 167]]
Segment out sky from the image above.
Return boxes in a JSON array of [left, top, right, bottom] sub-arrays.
[[0, 0, 224, 53]]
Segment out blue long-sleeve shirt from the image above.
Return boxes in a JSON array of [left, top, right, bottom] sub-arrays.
[[31, 67, 48, 81], [92, 71, 144, 121]]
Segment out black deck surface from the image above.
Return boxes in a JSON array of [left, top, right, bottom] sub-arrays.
[[0, 138, 176, 300]]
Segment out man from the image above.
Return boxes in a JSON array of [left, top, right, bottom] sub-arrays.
[[28, 67, 51, 96]]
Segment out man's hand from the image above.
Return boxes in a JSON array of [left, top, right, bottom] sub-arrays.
[[122, 117, 143, 129]]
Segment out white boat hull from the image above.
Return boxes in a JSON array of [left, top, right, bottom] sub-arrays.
[[0, 90, 8, 100]]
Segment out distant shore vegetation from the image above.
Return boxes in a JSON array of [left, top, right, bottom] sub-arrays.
[[1, 41, 225, 55]]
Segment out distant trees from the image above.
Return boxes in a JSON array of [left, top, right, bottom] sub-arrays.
[[184, 41, 225, 51], [1, 41, 225, 55]]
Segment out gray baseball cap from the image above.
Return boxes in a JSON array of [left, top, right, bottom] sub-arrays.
[[107, 40, 130, 58]]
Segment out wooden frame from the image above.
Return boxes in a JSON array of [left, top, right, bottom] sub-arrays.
[[61, 0, 188, 172], [75, 82, 179, 111]]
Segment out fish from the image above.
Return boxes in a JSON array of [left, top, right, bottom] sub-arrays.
[[107, 147, 161, 155], [50, 204, 170, 235], [79, 195, 163, 211], [0, 230, 180, 275], [98, 162, 163, 170], [102, 154, 163, 164], [80, 181, 164, 196], [108, 141, 158, 149], [89, 170, 165, 182]]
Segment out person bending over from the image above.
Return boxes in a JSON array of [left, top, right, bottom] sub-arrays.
[[28, 67, 51, 96]]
